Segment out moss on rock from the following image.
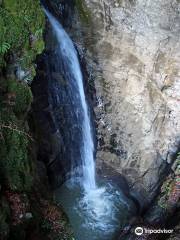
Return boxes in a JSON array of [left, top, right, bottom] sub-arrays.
[[158, 154, 180, 210], [0, 125, 33, 191], [0, 0, 45, 71], [0, 95, 33, 191], [7, 79, 33, 115], [0, 77, 34, 192], [0, 0, 43, 193], [0, 1, 74, 239], [75, 0, 91, 23]]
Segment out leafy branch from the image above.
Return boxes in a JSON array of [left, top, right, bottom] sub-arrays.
[[0, 42, 10, 54]]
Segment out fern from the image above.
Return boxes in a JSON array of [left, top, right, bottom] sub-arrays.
[[0, 42, 10, 54], [24, 15, 31, 23], [35, 28, 43, 38]]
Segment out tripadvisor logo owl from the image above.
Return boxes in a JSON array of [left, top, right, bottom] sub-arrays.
[[135, 227, 143, 235], [134, 227, 174, 235]]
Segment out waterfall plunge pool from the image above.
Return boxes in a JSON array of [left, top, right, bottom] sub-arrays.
[[55, 177, 137, 240], [44, 7, 137, 240]]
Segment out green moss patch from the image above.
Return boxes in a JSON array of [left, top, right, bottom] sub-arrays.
[[0, 78, 33, 191], [7, 79, 33, 115], [0, 1, 74, 239], [0, 111, 33, 191], [75, 0, 91, 23], [0, 0, 45, 67]]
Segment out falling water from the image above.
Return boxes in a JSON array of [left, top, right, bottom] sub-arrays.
[[43, 8, 136, 239], [44, 9, 96, 191]]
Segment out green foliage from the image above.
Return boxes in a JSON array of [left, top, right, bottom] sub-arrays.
[[0, 0, 42, 191], [0, 115, 33, 191], [158, 152, 180, 209], [177, 152, 180, 165], [0, 2, 74, 239], [75, 0, 90, 23], [7, 79, 33, 115], [0, 78, 33, 191], [7, 131, 32, 190], [0, 42, 10, 54], [158, 181, 171, 208], [0, 0, 45, 66]]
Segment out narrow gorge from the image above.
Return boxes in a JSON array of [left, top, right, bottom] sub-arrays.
[[0, 0, 179, 240]]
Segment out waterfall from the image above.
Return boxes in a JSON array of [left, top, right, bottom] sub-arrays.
[[44, 9, 96, 191], [43, 10, 136, 239]]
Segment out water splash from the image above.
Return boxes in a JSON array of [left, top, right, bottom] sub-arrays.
[[44, 9, 136, 239], [56, 179, 135, 240]]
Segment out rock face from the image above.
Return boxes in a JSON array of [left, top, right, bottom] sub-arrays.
[[69, 0, 180, 199], [40, 0, 180, 200]]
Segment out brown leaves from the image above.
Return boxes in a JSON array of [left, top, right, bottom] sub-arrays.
[[5, 191, 29, 226], [3, 92, 16, 106], [41, 200, 64, 233], [168, 175, 180, 206]]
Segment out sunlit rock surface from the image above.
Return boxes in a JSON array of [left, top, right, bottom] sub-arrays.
[[68, 0, 180, 199]]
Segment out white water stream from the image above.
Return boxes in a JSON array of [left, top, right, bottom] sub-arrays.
[[44, 9, 135, 239], [44, 8, 96, 192]]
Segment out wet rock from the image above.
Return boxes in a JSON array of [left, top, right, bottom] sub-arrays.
[[31, 53, 68, 187], [144, 156, 180, 227], [25, 212, 33, 219]]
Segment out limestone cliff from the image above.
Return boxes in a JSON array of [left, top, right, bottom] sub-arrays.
[[67, 0, 180, 200]]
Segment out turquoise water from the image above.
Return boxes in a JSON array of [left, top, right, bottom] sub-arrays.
[[55, 178, 136, 240]]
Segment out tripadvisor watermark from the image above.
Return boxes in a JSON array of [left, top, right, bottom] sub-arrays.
[[135, 227, 173, 236]]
